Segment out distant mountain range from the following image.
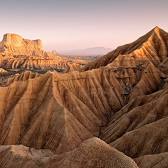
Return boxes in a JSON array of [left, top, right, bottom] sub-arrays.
[[60, 47, 112, 56]]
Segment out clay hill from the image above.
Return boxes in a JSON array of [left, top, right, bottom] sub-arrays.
[[0, 26, 168, 167], [0, 33, 87, 75]]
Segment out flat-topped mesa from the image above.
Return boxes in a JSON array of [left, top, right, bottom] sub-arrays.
[[3, 34, 24, 47], [0, 33, 43, 56], [0, 33, 87, 72], [3, 33, 43, 49]]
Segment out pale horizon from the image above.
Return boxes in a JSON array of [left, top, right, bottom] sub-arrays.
[[0, 0, 168, 51]]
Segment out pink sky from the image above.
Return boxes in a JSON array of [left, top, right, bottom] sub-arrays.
[[0, 0, 167, 51]]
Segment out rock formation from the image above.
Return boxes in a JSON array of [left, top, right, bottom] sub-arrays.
[[0, 33, 43, 56], [0, 34, 87, 73], [0, 138, 138, 168], [0, 26, 168, 167]]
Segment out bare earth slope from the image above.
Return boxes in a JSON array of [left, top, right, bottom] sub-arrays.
[[0, 138, 138, 168], [82, 26, 168, 71], [0, 27, 168, 167]]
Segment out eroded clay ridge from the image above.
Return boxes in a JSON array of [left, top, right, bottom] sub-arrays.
[[0, 27, 168, 167], [0, 33, 87, 73], [0, 138, 138, 168], [82, 26, 168, 71]]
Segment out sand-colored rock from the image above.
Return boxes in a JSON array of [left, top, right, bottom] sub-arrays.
[[135, 153, 168, 168], [82, 26, 168, 71], [0, 68, 8, 74], [0, 34, 87, 72], [0, 27, 168, 167], [97, 27, 168, 167], [0, 144, 53, 168], [0, 138, 138, 168], [0, 69, 123, 153], [0, 33, 43, 56]]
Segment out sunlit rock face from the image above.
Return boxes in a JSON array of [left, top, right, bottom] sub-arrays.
[[0, 34, 87, 74], [0, 33, 43, 56], [0, 27, 168, 168]]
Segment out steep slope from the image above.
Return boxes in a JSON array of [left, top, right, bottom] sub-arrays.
[[0, 27, 168, 167], [0, 138, 138, 168], [82, 26, 168, 71], [0, 69, 124, 153], [97, 27, 168, 167], [100, 86, 168, 158], [135, 153, 168, 168]]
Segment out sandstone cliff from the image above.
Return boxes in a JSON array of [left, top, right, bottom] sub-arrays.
[[0, 33, 43, 56], [0, 34, 87, 73]]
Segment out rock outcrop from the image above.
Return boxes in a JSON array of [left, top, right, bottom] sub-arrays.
[[0, 33, 43, 56], [0, 34, 87, 73]]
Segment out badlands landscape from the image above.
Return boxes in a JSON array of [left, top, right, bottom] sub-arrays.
[[0, 26, 168, 168]]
